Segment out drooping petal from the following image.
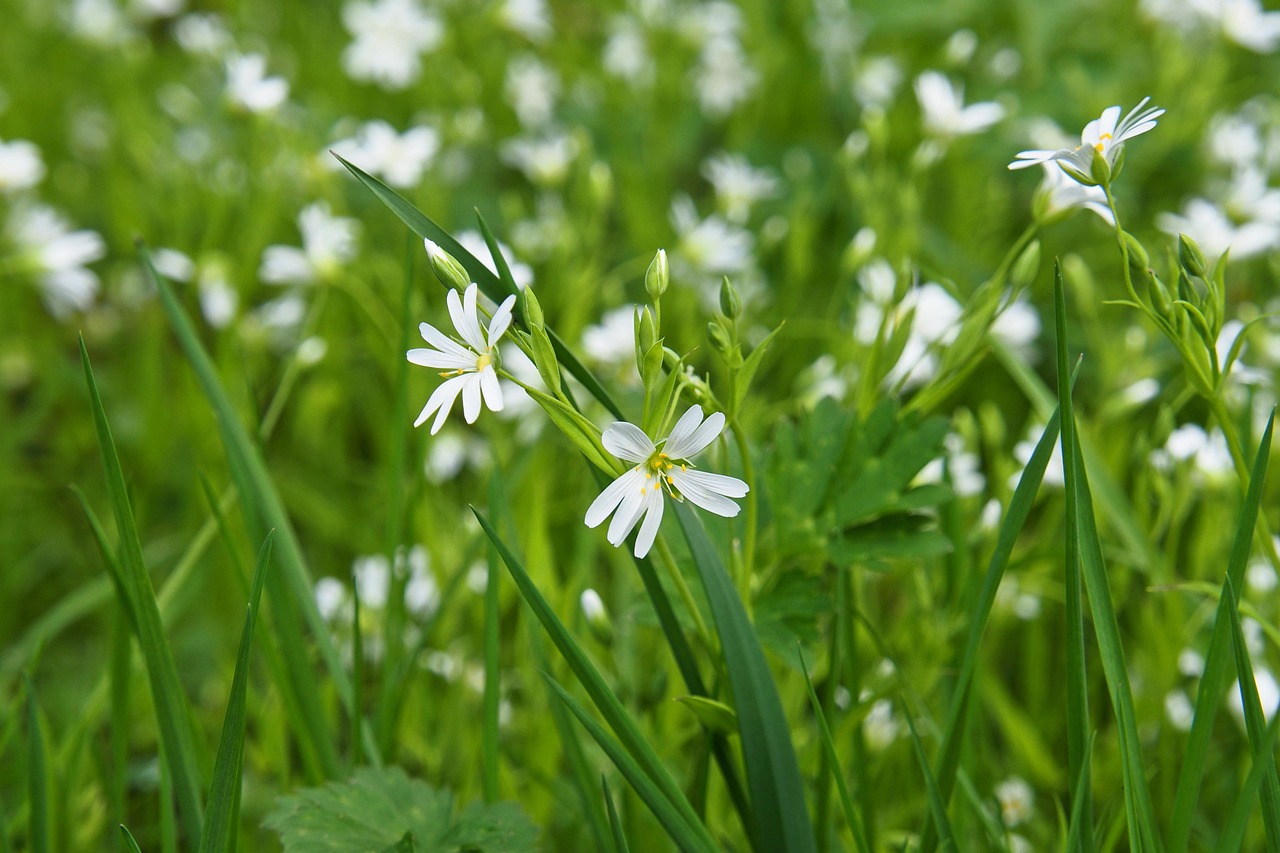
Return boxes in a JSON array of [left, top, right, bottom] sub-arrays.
[[585, 467, 644, 528], [665, 409, 725, 459], [479, 365, 504, 412], [462, 373, 483, 423], [668, 468, 746, 517], [1008, 149, 1057, 170], [414, 373, 468, 433], [606, 479, 649, 546], [602, 422, 656, 462], [633, 487, 665, 558], [487, 293, 517, 345]]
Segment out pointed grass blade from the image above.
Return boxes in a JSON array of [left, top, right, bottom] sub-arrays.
[[900, 700, 955, 851], [1216, 712, 1280, 853], [472, 507, 716, 852], [80, 337, 205, 844], [543, 678, 718, 853], [25, 675, 49, 853], [333, 153, 623, 419], [798, 650, 871, 853], [200, 532, 274, 853], [119, 826, 143, 853], [1171, 411, 1275, 853], [1063, 733, 1097, 853], [603, 777, 632, 853], [673, 501, 817, 853]]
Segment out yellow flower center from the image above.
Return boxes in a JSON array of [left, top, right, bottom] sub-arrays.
[[476, 352, 492, 371]]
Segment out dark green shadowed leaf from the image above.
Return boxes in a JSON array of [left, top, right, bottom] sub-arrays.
[[380, 832, 416, 853], [1225, 578, 1280, 852], [26, 675, 49, 853], [1217, 713, 1280, 853], [798, 649, 871, 853], [603, 777, 631, 853], [334, 153, 624, 419], [200, 532, 274, 853], [673, 501, 817, 853], [80, 337, 205, 845]]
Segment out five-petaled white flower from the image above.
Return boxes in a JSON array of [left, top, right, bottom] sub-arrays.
[[1009, 98, 1164, 178], [586, 405, 748, 558], [407, 283, 517, 434]]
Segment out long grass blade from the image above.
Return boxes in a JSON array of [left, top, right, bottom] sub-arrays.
[[673, 501, 817, 853], [1062, 732, 1097, 853], [119, 826, 143, 853], [472, 507, 716, 851], [80, 337, 205, 844], [25, 675, 48, 853], [1216, 712, 1280, 853], [797, 648, 870, 853], [603, 777, 632, 853], [900, 700, 955, 851], [1171, 410, 1276, 853], [199, 532, 274, 853]]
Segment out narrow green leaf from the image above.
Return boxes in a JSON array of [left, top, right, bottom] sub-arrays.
[[119, 826, 144, 853], [544, 678, 718, 853], [900, 700, 955, 851], [472, 508, 716, 851], [1062, 733, 1097, 853], [145, 246, 351, 774], [1225, 578, 1280, 852], [1171, 411, 1275, 853], [603, 777, 631, 853], [797, 650, 871, 853], [733, 324, 782, 416], [474, 210, 521, 298], [80, 336, 205, 844], [1216, 712, 1280, 853], [334, 154, 623, 419], [673, 501, 817, 853], [25, 675, 49, 853], [674, 696, 738, 736], [482, 475, 504, 804], [200, 532, 274, 853]]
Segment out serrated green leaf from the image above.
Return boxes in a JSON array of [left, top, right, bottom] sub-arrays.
[[380, 832, 416, 852], [834, 415, 948, 524], [265, 767, 537, 853], [829, 516, 952, 563]]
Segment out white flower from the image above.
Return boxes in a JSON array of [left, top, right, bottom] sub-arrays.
[[329, 120, 439, 189], [341, 0, 443, 90], [1165, 689, 1195, 731], [315, 577, 350, 622], [1033, 162, 1114, 224], [499, 0, 552, 41], [582, 305, 638, 369], [0, 139, 45, 193], [259, 202, 359, 285], [701, 152, 779, 224], [7, 204, 106, 319], [914, 71, 1004, 138], [499, 130, 579, 187], [407, 283, 517, 434], [692, 36, 758, 117], [1156, 198, 1279, 261], [670, 195, 754, 278], [1218, 0, 1280, 52], [603, 17, 652, 85], [173, 12, 232, 55], [1009, 98, 1164, 178], [505, 55, 559, 128], [224, 53, 288, 113], [585, 405, 748, 558], [994, 777, 1034, 827], [353, 555, 391, 609], [1231, 667, 1280, 725]]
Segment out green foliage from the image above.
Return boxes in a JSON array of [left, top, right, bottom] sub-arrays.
[[264, 767, 537, 853]]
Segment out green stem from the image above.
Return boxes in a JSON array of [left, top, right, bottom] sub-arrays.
[[730, 422, 757, 607], [1103, 184, 1142, 304], [653, 535, 714, 652]]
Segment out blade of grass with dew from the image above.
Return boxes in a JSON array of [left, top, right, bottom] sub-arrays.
[[1053, 268, 1095, 853], [543, 678, 719, 853], [797, 648, 871, 853], [603, 777, 632, 853], [673, 501, 817, 853], [333, 154, 624, 420], [1216, 711, 1280, 853], [471, 507, 716, 848], [145, 246, 356, 774], [80, 337, 205, 844], [1224, 577, 1280, 852], [199, 532, 273, 853], [1170, 410, 1276, 853], [1063, 732, 1097, 853], [1056, 348, 1162, 847], [25, 675, 48, 853]]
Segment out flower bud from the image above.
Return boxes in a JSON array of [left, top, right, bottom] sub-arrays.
[[1147, 273, 1172, 316], [580, 588, 613, 644], [634, 306, 656, 375], [719, 276, 741, 319], [1010, 240, 1041, 289], [1088, 146, 1112, 187], [645, 249, 669, 300], [1122, 230, 1150, 274], [424, 239, 470, 292], [707, 320, 733, 355], [521, 286, 544, 331], [1177, 234, 1207, 279]]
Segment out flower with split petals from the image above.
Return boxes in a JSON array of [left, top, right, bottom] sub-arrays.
[[407, 283, 517, 434], [1009, 98, 1164, 182], [585, 405, 749, 558]]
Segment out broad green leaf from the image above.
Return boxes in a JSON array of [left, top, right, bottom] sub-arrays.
[[674, 501, 817, 853], [380, 833, 416, 853], [200, 533, 274, 853], [80, 337, 205, 845], [264, 767, 537, 853]]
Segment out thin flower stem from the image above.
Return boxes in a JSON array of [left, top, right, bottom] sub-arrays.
[[653, 534, 714, 651], [730, 421, 756, 605], [1103, 184, 1142, 305]]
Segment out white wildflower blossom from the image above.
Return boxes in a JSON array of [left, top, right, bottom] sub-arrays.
[[353, 555, 392, 609], [499, 130, 579, 187], [499, 0, 552, 41], [1156, 198, 1279, 261], [1034, 162, 1115, 224], [586, 405, 749, 558], [0, 139, 45, 193], [914, 71, 1005, 138], [670, 195, 754, 281], [1165, 689, 1195, 731], [701, 152, 779, 224], [1010, 98, 1164, 180], [407, 283, 517, 434], [582, 305, 639, 369], [173, 12, 232, 55], [329, 120, 440, 188], [603, 16, 653, 84], [994, 777, 1034, 827], [505, 55, 559, 128], [455, 230, 534, 290], [342, 0, 443, 90], [259, 202, 359, 285], [224, 53, 288, 113], [7, 204, 106, 319], [692, 37, 758, 117]]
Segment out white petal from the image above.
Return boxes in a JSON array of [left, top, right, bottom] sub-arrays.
[[633, 488, 665, 558], [407, 347, 475, 370], [479, 365, 503, 412], [487, 294, 517, 344], [666, 409, 725, 459], [585, 468, 643, 528], [419, 322, 474, 359], [661, 405, 705, 458], [607, 480, 649, 546], [602, 422, 655, 462], [462, 373, 483, 423], [458, 284, 488, 352], [669, 468, 746, 517], [414, 374, 468, 433]]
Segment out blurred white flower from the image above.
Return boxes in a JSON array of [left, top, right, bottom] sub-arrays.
[[128, 0, 183, 21], [915, 71, 1004, 138], [603, 17, 653, 85], [1165, 689, 1195, 731], [424, 430, 490, 481], [342, 0, 443, 90], [0, 138, 44, 193], [407, 283, 517, 434], [1156, 198, 1279, 261], [455, 229, 534, 290], [992, 296, 1042, 360], [1249, 551, 1280, 592], [1216, 0, 1280, 52], [670, 195, 754, 282], [1230, 667, 1280, 725], [499, 0, 552, 41], [173, 12, 232, 55], [1033, 162, 1114, 225], [152, 248, 195, 282], [1012, 423, 1065, 489], [1010, 98, 1164, 179], [330, 120, 440, 188], [853, 56, 902, 109], [353, 555, 391, 609], [259, 203, 359, 286], [315, 577, 350, 622], [505, 55, 559, 128], [996, 575, 1041, 620], [701, 152, 779, 224], [994, 777, 1034, 827], [7, 204, 105, 319], [1178, 647, 1204, 677], [225, 53, 288, 113], [863, 697, 899, 750], [402, 545, 440, 619], [692, 37, 758, 117], [582, 305, 638, 369], [66, 0, 132, 45], [500, 130, 579, 187]]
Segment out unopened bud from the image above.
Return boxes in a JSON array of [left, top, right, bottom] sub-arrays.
[[645, 249, 669, 300], [707, 321, 732, 355], [580, 589, 613, 644], [719, 277, 741, 319], [1088, 146, 1112, 187], [1122, 231, 1149, 273], [424, 239, 470, 291], [521, 286, 544, 330], [635, 307, 656, 375], [1010, 240, 1041, 288], [1147, 273, 1172, 316], [1178, 234, 1207, 279]]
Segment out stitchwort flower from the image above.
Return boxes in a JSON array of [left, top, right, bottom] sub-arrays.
[[1009, 97, 1164, 183], [585, 405, 748, 558], [407, 282, 517, 434]]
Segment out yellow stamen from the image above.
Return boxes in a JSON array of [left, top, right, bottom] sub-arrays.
[[476, 352, 492, 371]]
